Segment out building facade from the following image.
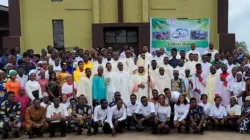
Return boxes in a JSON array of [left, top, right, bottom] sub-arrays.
[[3, 0, 235, 54]]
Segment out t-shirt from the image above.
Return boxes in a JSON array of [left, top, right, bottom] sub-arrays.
[[209, 104, 227, 119], [226, 104, 241, 116], [135, 102, 155, 117], [155, 103, 171, 122], [198, 102, 212, 116], [46, 104, 69, 119]]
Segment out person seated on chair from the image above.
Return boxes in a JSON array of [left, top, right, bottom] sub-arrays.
[[73, 95, 92, 136], [108, 99, 127, 136], [133, 96, 155, 132], [188, 97, 205, 135], [46, 96, 69, 137], [93, 99, 110, 135], [0, 91, 21, 139], [208, 96, 227, 129], [25, 98, 48, 139]]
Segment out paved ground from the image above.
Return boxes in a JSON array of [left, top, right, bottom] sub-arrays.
[[15, 130, 249, 140]]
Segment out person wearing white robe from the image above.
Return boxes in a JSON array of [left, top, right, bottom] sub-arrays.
[[229, 72, 245, 106], [149, 60, 159, 78], [186, 43, 201, 61], [76, 68, 93, 105], [192, 64, 208, 102], [61, 74, 78, 104], [137, 52, 150, 73], [110, 52, 124, 72], [160, 56, 174, 80], [25, 70, 43, 100], [153, 67, 171, 94], [185, 53, 198, 74], [153, 50, 164, 66], [104, 62, 115, 102], [122, 50, 136, 75], [200, 55, 212, 74], [216, 65, 231, 107], [130, 66, 152, 99], [203, 43, 218, 62], [112, 62, 131, 103], [174, 59, 186, 78], [93, 55, 105, 75], [138, 46, 153, 63]]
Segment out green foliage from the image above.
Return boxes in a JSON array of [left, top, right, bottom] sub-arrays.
[[236, 41, 249, 53]]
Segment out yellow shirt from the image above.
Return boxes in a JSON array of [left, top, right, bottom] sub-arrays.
[[73, 69, 85, 84], [83, 61, 93, 71]]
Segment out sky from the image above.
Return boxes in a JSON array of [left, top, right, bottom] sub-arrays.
[[0, 0, 249, 46]]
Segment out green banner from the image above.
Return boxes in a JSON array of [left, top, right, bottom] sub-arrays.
[[150, 18, 210, 53]]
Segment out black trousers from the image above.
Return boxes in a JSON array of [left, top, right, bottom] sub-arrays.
[[134, 114, 154, 130], [102, 119, 126, 134], [49, 121, 67, 135], [126, 116, 136, 129]]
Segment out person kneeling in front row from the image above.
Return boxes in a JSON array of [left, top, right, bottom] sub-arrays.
[[93, 99, 110, 135], [188, 97, 205, 135], [26, 98, 48, 139], [108, 99, 127, 136], [153, 94, 171, 134], [46, 96, 69, 137], [133, 96, 155, 132]]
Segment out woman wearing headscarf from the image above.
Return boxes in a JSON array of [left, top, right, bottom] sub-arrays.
[[25, 70, 42, 100], [229, 72, 245, 106], [61, 74, 78, 104], [238, 96, 250, 134], [6, 70, 21, 96], [224, 96, 241, 129]]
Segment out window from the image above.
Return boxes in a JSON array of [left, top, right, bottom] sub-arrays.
[[104, 28, 138, 44], [51, 0, 63, 2], [52, 20, 64, 48]]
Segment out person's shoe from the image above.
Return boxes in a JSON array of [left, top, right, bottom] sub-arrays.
[[29, 134, 34, 139], [2, 132, 8, 139], [13, 131, 20, 138], [61, 133, 66, 137], [87, 130, 92, 136], [50, 133, 55, 138], [92, 129, 98, 135]]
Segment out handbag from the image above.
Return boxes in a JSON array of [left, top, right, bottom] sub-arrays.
[[32, 90, 39, 99]]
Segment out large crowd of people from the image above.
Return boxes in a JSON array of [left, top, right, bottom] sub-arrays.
[[0, 43, 250, 139]]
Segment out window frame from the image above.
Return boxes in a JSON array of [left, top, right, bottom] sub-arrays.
[[52, 20, 64, 49]]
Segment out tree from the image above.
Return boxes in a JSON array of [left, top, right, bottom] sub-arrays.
[[236, 41, 249, 53]]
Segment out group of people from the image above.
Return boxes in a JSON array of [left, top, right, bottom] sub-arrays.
[[0, 43, 250, 139]]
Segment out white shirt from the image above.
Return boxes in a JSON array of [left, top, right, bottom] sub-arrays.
[[40, 102, 54, 108], [53, 65, 62, 72], [120, 51, 126, 59], [16, 74, 28, 87], [76, 57, 83, 63], [226, 104, 241, 116], [200, 62, 212, 74], [94, 105, 110, 122], [203, 49, 218, 62], [153, 56, 164, 66], [174, 104, 190, 121], [108, 105, 127, 128], [126, 101, 140, 116], [209, 104, 227, 119], [155, 103, 171, 122], [61, 82, 78, 104], [198, 102, 212, 116], [135, 102, 155, 117], [25, 80, 42, 100], [46, 104, 69, 119]]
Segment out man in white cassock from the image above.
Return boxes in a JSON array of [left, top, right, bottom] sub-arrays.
[[161, 56, 174, 80], [138, 45, 152, 63], [153, 67, 171, 94], [174, 59, 186, 78], [185, 53, 198, 74], [122, 50, 136, 75], [104, 62, 115, 102], [130, 65, 153, 99], [149, 60, 159, 78], [110, 51, 124, 72], [153, 50, 164, 66], [192, 63, 208, 102], [93, 55, 105, 75], [186, 43, 201, 61], [76, 68, 93, 105], [200, 54, 212, 74], [112, 62, 131, 103]]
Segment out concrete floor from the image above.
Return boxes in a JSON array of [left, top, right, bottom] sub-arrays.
[[16, 130, 248, 140]]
